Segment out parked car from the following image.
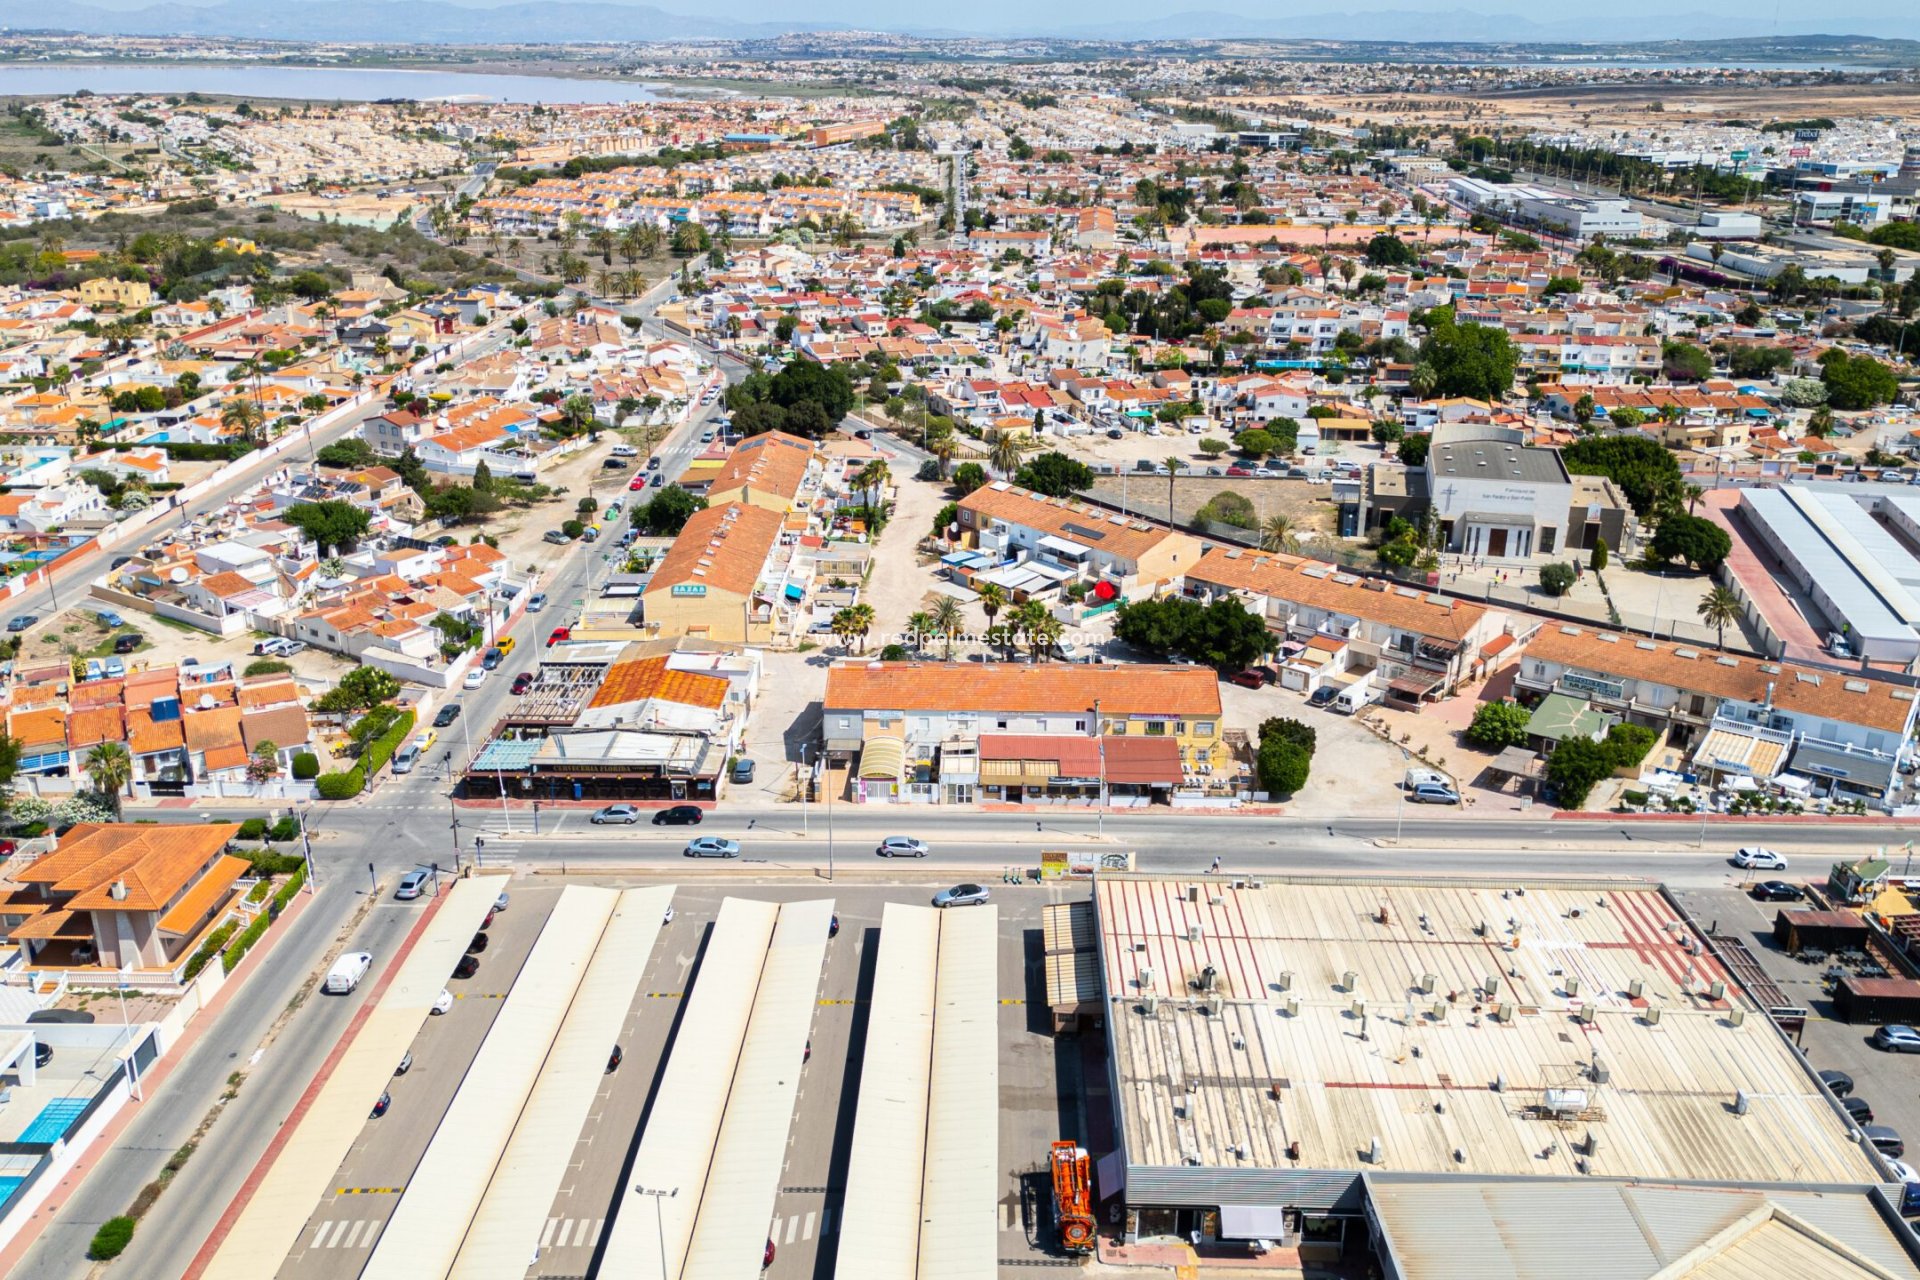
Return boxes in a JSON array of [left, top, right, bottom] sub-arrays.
[[467, 931, 489, 954], [548, 626, 571, 646], [1866, 1125, 1906, 1159], [396, 870, 430, 900], [1227, 669, 1267, 689], [481, 648, 504, 670], [453, 954, 480, 979], [684, 836, 741, 858], [464, 667, 487, 689], [1750, 881, 1804, 902], [1733, 846, 1788, 870], [877, 836, 931, 858], [1872, 1025, 1920, 1053], [494, 890, 509, 912], [371, 1091, 391, 1118], [511, 671, 534, 695], [654, 805, 704, 826], [431, 989, 453, 1015], [433, 705, 461, 729], [934, 883, 991, 908], [732, 758, 756, 784], [1409, 783, 1460, 805], [34, 1042, 53, 1068], [1307, 686, 1339, 708], [395, 1051, 411, 1076], [1106, 427, 1124, 440], [1819, 1069, 1855, 1097], [543, 529, 572, 545], [113, 633, 141, 654], [528, 593, 548, 613], [104, 657, 125, 679], [592, 804, 641, 825], [602, 456, 629, 469], [7, 615, 37, 633], [1843, 1096, 1875, 1125]]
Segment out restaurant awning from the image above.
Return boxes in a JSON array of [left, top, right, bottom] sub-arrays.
[[1219, 1205, 1289, 1241], [1525, 692, 1616, 744], [857, 735, 906, 781], [1787, 741, 1898, 791], [1102, 736, 1182, 785], [1695, 726, 1788, 779]]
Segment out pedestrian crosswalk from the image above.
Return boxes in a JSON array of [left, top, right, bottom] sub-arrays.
[[306, 1218, 384, 1250], [771, 1206, 833, 1245], [539, 1217, 605, 1249]]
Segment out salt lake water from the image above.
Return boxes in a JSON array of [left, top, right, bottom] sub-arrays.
[[0, 63, 683, 104]]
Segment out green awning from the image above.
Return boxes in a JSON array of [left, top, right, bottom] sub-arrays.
[[1525, 693, 1617, 744]]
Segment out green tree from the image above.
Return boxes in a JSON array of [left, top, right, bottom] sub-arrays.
[[1013, 451, 1093, 498], [1364, 233, 1415, 267], [1589, 537, 1608, 572], [1256, 737, 1312, 795], [1538, 561, 1576, 597], [1697, 584, 1742, 648], [930, 501, 958, 539], [633, 486, 706, 536], [1258, 716, 1317, 758], [1370, 419, 1404, 446], [85, 741, 133, 818], [1648, 514, 1731, 572], [283, 500, 371, 555], [1418, 311, 1515, 401], [314, 665, 401, 715], [1394, 432, 1430, 467], [1561, 436, 1681, 518], [1464, 702, 1530, 750], [1546, 735, 1616, 809], [952, 462, 988, 496], [1821, 352, 1899, 411], [1660, 339, 1713, 383], [471, 458, 494, 495]]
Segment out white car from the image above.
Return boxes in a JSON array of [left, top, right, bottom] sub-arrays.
[[1733, 846, 1787, 870], [877, 836, 931, 858], [463, 667, 486, 689], [431, 989, 453, 1015]]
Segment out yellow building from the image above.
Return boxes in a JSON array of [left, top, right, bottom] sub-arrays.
[[704, 430, 818, 513], [77, 277, 154, 310], [641, 501, 793, 644]]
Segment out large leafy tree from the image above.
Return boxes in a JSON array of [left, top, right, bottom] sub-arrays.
[[1417, 308, 1515, 401], [1649, 514, 1732, 572], [1013, 451, 1093, 498], [1560, 436, 1682, 518], [632, 486, 706, 536], [283, 500, 371, 555]]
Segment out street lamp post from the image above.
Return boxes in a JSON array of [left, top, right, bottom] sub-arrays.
[[825, 748, 835, 883], [633, 1185, 676, 1278], [799, 743, 811, 837], [1395, 747, 1410, 846], [117, 967, 141, 1101], [297, 803, 318, 894], [1093, 699, 1106, 838]]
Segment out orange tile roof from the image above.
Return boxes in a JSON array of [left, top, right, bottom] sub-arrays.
[[586, 655, 729, 712], [958, 483, 1185, 564], [824, 661, 1221, 718], [645, 501, 785, 600], [10, 908, 90, 941], [241, 705, 309, 753], [127, 708, 185, 754], [155, 853, 247, 935], [237, 678, 299, 710], [67, 706, 126, 750], [202, 743, 249, 772], [1189, 548, 1490, 644], [183, 706, 244, 754], [19, 822, 241, 912], [708, 430, 814, 503], [8, 705, 66, 751]]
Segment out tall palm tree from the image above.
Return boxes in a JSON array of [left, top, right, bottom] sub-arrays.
[[1163, 455, 1184, 530], [855, 459, 891, 510], [975, 582, 1007, 637], [221, 397, 265, 446], [86, 742, 133, 818], [1026, 610, 1064, 661], [1011, 598, 1052, 660], [1684, 482, 1705, 515], [928, 435, 958, 479], [928, 595, 964, 659], [830, 606, 858, 652], [1697, 585, 1741, 649], [988, 429, 1026, 478], [1260, 514, 1300, 554], [906, 610, 935, 655]]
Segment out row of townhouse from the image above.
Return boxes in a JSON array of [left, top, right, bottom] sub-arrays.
[[1510, 333, 1662, 382], [5, 662, 314, 799]]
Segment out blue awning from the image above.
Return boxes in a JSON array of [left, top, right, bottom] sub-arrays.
[[784, 583, 804, 601]]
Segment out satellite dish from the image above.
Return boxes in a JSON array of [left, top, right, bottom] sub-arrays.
[[197, 694, 215, 710], [169, 566, 189, 583]]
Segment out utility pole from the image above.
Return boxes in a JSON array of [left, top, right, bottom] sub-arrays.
[[449, 796, 461, 872], [297, 803, 317, 893], [1093, 699, 1106, 838]]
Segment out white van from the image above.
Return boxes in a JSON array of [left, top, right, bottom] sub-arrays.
[[1333, 682, 1380, 715], [391, 745, 421, 775], [325, 952, 372, 994], [610, 444, 638, 458], [1404, 767, 1451, 792]]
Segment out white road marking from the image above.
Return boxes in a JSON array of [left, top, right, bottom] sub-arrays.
[[540, 1217, 558, 1248], [341, 1220, 367, 1249], [554, 1219, 572, 1247], [801, 1211, 815, 1240], [785, 1216, 799, 1244]]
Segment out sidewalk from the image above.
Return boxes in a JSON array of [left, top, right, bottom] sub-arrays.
[[182, 881, 453, 1280], [0, 884, 321, 1274]]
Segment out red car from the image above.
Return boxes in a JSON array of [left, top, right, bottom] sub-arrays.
[[547, 626, 571, 646], [1225, 466, 1251, 477], [628, 476, 648, 491], [511, 671, 534, 695], [1227, 669, 1267, 689]]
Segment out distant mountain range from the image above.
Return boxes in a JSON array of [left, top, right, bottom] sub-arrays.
[[0, 0, 1916, 47]]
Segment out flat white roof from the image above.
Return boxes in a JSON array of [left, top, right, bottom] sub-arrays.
[[599, 897, 781, 1279], [836, 904, 1000, 1280], [200, 875, 505, 1280], [362, 886, 622, 1280], [448, 885, 673, 1279]]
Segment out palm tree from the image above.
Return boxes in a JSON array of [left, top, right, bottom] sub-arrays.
[[1697, 585, 1741, 649], [1026, 610, 1064, 661], [1260, 514, 1300, 554], [221, 397, 265, 446], [988, 429, 1026, 478], [928, 595, 964, 659], [854, 459, 891, 510], [847, 603, 876, 653], [1011, 598, 1052, 660], [86, 742, 133, 818], [906, 610, 935, 656], [975, 581, 1007, 637], [928, 435, 958, 479], [830, 607, 858, 651], [1163, 455, 1184, 530], [1684, 482, 1705, 515]]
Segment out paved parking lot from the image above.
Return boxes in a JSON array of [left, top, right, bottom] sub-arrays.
[[1672, 874, 1920, 1172], [273, 877, 1089, 1279]]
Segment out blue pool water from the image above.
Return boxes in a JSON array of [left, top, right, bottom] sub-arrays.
[[18, 1098, 87, 1145], [0, 1175, 20, 1204]]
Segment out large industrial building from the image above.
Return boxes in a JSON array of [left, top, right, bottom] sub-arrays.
[[1093, 873, 1898, 1265], [1446, 177, 1643, 240], [1738, 484, 1920, 665]]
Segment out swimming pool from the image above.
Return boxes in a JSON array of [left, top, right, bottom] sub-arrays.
[[0, 1175, 20, 1205], [17, 1098, 87, 1145]]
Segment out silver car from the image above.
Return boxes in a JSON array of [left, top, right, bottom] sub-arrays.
[[592, 804, 640, 825], [933, 883, 990, 908], [877, 836, 930, 858], [684, 837, 741, 858]]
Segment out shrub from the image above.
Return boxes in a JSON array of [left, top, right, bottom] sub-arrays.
[[222, 911, 271, 972], [237, 817, 267, 841], [1465, 701, 1531, 750], [268, 816, 300, 842], [315, 771, 361, 800], [185, 920, 240, 979], [272, 863, 308, 910], [1538, 561, 1576, 597], [239, 847, 303, 875], [291, 752, 320, 780], [90, 1217, 136, 1260], [1256, 737, 1312, 795], [243, 658, 293, 677], [246, 878, 273, 904]]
